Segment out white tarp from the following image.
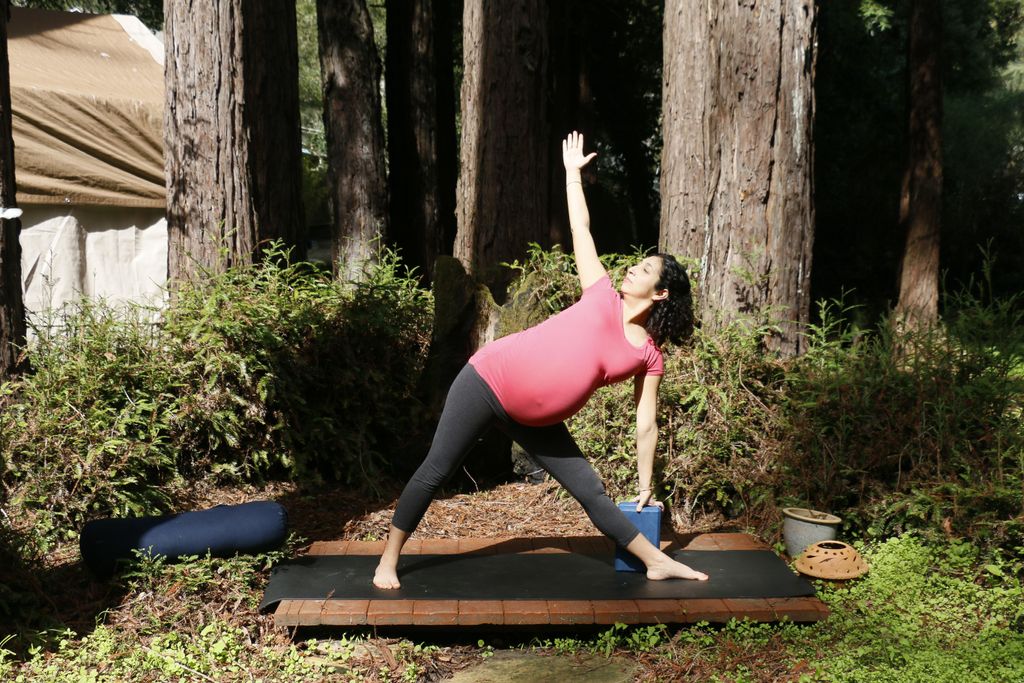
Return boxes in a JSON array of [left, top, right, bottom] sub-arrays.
[[20, 206, 167, 329]]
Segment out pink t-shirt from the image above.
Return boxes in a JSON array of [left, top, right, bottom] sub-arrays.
[[469, 275, 664, 426]]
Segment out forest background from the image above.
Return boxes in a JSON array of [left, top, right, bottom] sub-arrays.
[[0, 0, 1022, 680], [10, 0, 1023, 319]]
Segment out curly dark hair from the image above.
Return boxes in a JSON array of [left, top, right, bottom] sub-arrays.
[[643, 253, 695, 347]]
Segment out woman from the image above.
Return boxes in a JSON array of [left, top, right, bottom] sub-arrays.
[[373, 131, 708, 589]]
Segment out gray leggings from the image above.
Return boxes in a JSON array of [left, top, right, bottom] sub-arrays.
[[391, 364, 641, 548]]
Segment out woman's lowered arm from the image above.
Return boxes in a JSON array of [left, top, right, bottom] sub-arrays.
[[633, 373, 663, 511]]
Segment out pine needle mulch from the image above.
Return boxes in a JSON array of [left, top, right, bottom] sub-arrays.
[[4, 479, 781, 682], [174, 476, 621, 544], [235, 477, 728, 548]]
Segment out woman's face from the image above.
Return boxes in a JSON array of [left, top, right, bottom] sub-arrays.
[[621, 256, 667, 301]]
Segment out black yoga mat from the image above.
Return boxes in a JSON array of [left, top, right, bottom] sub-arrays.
[[260, 550, 814, 612]]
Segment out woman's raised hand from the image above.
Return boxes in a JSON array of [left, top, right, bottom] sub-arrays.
[[562, 131, 597, 172]]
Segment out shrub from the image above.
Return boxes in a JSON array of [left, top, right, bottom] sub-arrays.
[[3, 243, 1021, 559], [0, 301, 181, 549], [504, 246, 787, 526], [571, 324, 788, 528], [0, 245, 432, 554], [500, 247, 1024, 547], [161, 244, 433, 485], [782, 288, 1024, 548]]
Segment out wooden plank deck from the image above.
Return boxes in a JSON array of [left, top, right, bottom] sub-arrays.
[[273, 532, 830, 628]]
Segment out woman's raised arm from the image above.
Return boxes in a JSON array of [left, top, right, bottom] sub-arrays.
[[562, 131, 606, 289]]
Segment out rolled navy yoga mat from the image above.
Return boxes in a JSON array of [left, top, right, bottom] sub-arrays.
[[80, 501, 288, 577]]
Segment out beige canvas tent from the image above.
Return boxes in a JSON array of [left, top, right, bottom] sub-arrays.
[[8, 6, 166, 321]]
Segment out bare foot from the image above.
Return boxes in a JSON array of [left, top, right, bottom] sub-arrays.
[[373, 563, 401, 589], [647, 557, 709, 581]]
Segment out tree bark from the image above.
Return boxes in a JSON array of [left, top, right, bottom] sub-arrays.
[[895, 0, 942, 327], [660, 0, 817, 356], [0, 0, 25, 379], [164, 0, 304, 283], [386, 0, 457, 284], [455, 0, 550, 302], [318, 0, 389, 281]]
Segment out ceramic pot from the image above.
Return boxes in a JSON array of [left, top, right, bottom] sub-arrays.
[[782, 507, 841, 557], [794, 540, 869, 579]]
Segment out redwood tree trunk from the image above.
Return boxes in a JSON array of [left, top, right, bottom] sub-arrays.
[[164, 0, 305, 283], [895, 0, 942, 327], [660, 0, 817, 356], [386, 0, 457, 284], [455, 0, 550, 301], [0, 0, 25, 379], [318, 0, 388, 281]]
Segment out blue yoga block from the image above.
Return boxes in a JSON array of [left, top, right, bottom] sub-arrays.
[[614, 501, 661, 572], [80, 501, 288, 577]]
